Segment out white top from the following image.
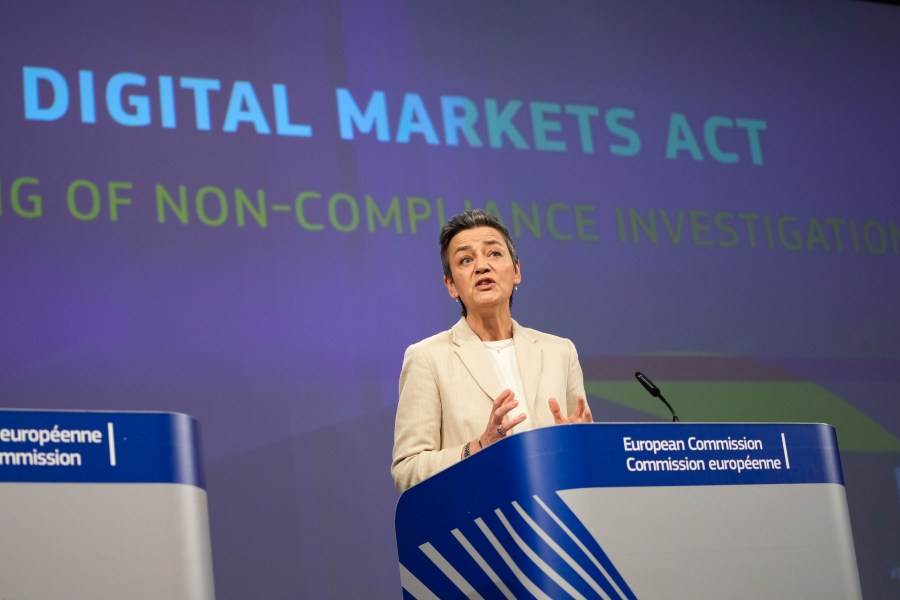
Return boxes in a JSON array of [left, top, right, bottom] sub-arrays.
[[482, 339, 533, 433]]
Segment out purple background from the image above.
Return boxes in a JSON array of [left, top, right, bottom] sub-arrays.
[[1, 0, 898, 597]]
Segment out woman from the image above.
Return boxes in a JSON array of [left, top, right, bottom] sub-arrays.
[[391, 209, 592, 492]]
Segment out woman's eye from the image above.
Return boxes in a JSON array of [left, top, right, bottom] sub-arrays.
[[460, 257, 472, 265]]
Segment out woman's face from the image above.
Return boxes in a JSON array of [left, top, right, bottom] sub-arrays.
[[443, 226, 521, 316]]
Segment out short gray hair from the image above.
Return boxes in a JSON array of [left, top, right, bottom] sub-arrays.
[[439, 209, 519, 316]]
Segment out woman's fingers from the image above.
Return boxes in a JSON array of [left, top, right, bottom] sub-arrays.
[[548, 396, 592, 423], [492, 388, 514, 409], [482, 390, 528, 444], [572, 396, 586, 419], [548, 397, 563, 423]]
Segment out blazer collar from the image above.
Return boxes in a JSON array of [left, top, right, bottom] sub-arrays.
[[451, 318, 541, 409]]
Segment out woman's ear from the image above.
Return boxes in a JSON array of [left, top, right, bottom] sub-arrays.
[[443, 275, 457, 299]]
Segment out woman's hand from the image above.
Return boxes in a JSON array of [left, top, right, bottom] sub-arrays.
[[462, 389, 526, 458], [548, 395, 592, 424], [482, 389, 526, 445]]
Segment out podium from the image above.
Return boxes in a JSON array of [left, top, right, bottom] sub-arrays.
[[395, 423, 862, 599], [0, 409, 215, 599]]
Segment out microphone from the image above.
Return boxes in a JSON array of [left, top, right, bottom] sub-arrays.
[[635, 371, 681, 422]]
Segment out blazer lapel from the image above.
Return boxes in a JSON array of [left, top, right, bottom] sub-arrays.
[[512, 320, 542, 415], [451, 318, 504, 402]]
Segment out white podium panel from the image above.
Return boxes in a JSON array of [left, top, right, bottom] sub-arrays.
[[0, 410, 214, 600]]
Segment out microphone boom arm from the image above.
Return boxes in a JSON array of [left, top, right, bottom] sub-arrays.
[[635, 371, 681, 422]]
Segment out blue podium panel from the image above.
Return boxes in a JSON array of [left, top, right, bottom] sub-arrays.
[[395, 423, 862, 600], [0, 410, 214, 600]]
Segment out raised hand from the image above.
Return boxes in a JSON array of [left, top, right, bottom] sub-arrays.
[[548, 395, 592, 424], [482, 389, 527, 445]]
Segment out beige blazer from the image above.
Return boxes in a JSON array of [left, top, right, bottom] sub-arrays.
[[391, 317, 587, 492]]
